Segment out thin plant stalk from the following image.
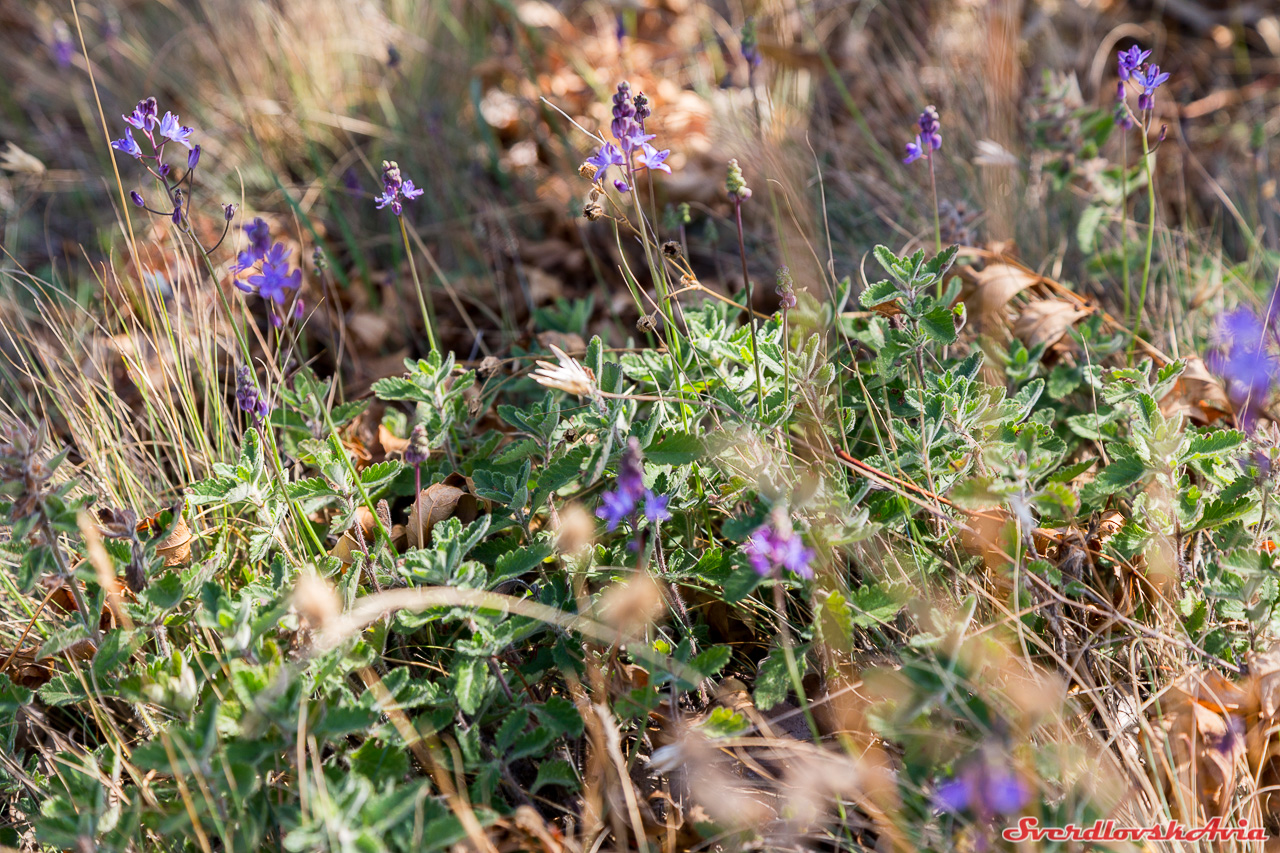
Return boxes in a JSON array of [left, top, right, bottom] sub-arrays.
[[734, 199, 766, 419], [928, 150, 942, 268], [1120, 132, 1131, 326], [1129, 123, 1157, 361], [399, 217, 439, 353]]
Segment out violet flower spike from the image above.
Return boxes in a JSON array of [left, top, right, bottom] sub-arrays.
[[595, 437, 669, 532], [374, 160, 423, 216], [1116, 46, 1150, 81], [235, 366, 271, 425], [743, 515, 814, 579], [123, 98, 158, 132]]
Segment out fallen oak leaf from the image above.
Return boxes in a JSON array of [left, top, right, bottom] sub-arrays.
[[1012, 298, 1090, 351], [957, 262, 1040, 328]]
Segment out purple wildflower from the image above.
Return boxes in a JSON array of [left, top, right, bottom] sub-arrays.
[[187, 145, 201, 170], [123, 97, 158, 132], [610, 82, 639, 149], [934, 756, 1029, 817], [374, 160, 424, 216], [585, 142, 625, 182], [903, 135, 925, 164], [1116, 45, 1150, 81], [743, 514, 814, 579], [643, 491, 670, 524], [1208, 306, 1279, 432], [404, 424, 430, 465], [232, 218, 272, 272], [245, 218, 271, 256], [613, 179, 630, 194], [1136, 64, 1169, 96], [935, 778, 970, 812], [235, 366, 270, 425], [596, 438, 669, 531], [918, 106, 941, 148], [51, 20, 73, 69], [617, 442, 644, 497], [111, 128, 142, 160], [904, 107, 941, 164], [597, 490, 637, 532], [157, 112, 194, 149], [635, 143, 671, 174], [130, 191, 144, 207], [246, 245, 301, 304], [633, 92, 651, 131]]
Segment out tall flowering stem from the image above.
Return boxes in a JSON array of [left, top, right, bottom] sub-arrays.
[[728, 159, 765, 420], [376, 160, 438, 353], [587, 82, 691, 425], [904, 106, 944, 272], [1113, 47, 1169, 361], [776, 267, 796, 441]]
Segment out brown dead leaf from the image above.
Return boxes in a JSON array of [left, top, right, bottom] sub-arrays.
[[407, 478, 480, 547], [1159, 354, 1233, 426], [958, 262, 1040, 327], [536, 330, 585, 355], [154, 512, 192, 567], [331, 505, 378, 565], [378, 424, 410, 456], [1012, 299, 1090, 351], [346, 312, 394, 353], [1152, 698, 1245, 820]]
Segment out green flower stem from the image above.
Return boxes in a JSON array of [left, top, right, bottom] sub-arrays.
[[1128, 127, 1157, 361], [928, 150, 942, 267], [734, 200, 766, 420], [1120, 132, 1131, 330], [399, 216, 439, 354]]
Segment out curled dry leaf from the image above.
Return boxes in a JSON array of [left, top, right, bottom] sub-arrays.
[[331, 505, 377, 565], [378, 423, 410, 456], [1149, 669, 1252, 821], [958, 262, 1039, 328], [407, 478, 480, 547], [1158, 354, 1232, 426], [154, 512, 193, 567], [1012, 298, 1090, 351]]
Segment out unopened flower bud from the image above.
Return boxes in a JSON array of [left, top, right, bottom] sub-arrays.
[[726, 159, 751, 201], [404, 423, 430, 465], [130, 191, 144, 207], [187, 144, 201, 170], [223, 203, 236, 220]]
